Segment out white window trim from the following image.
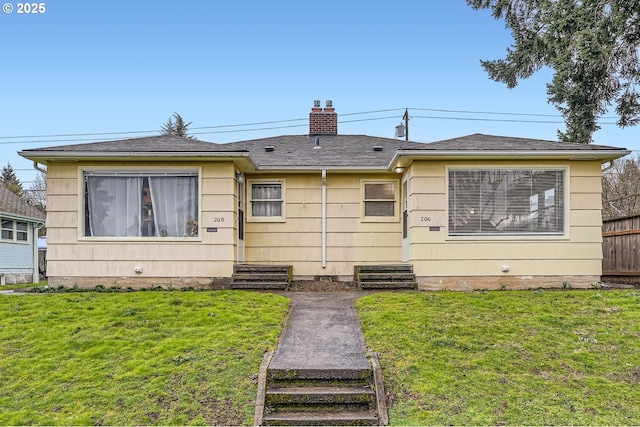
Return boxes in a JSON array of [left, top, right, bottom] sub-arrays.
[[1, 217, 30, 244], [361, 179, 400, 223], [78, 166, 202, 241], [445, 165, 569, 240], [247, 179, 286, 223]]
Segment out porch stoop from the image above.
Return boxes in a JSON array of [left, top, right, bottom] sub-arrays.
[[354, 264, 417, 290], [256, 352, 387, 426], [231, 264, 292, 290]]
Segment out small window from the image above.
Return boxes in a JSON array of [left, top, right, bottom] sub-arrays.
[[1, 218, 29, 243], [363, 181, 397, 219], [1, 219, 14, 240], [248, 180, 285, 221], [16, 221, 28, 241]]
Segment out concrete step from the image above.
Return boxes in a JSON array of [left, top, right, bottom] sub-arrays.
[[262, 410, 378, 426], [230, 281, 289, 290], [267, 377, 371, 389], [355, 264, 414, 273], [268, 367, 372, 381], [266, 386, 375, 405], [354, 264, 416, 290], [231, 264, 292, 290], [233, 264, 292, 274], [359, 281, 417, 290], [358, 272, 416, 281], [232, 273, 291, 281]]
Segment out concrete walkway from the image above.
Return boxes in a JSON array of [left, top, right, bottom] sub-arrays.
[[268, 292, 371, 376]]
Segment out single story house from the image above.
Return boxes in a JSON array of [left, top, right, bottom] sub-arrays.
[[19, 101, 629, 290], [0, 181, 46, 285]]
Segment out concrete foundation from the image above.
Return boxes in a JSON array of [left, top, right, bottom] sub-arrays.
[[47, 276, 231, 290], [417, 275, 602, 291], [0, 273, 35, 286]]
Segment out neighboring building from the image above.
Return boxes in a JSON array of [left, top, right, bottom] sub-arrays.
[[0, 182, 45, 284], [19, 101, 629, 290]]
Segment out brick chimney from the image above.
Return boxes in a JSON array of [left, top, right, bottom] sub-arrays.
[[309, 100, 337, 135]]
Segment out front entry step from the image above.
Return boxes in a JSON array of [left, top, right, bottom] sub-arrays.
[[258, 355, 386, 426], [354, 264, 417, 290], [263, 410, 379, 426], [230, 264, 292, 290]]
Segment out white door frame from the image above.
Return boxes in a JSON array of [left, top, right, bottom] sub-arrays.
[[402, 176, 410, 262], [237, 174, 245, 263]]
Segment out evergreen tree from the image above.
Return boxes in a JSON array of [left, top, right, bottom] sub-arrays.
[[160, 113, 195, 138], [468, 0, 640, 143], [1, 163, 24, 197]]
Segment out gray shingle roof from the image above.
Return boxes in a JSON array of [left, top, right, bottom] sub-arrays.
[[0, 182, 45, 221], [408, 133, 626, 152], [223, 134, 424, 168], [19, 132, 628, 170], [22, 134, 245, 153]]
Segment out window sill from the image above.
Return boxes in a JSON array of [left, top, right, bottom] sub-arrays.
[[247, 217, 286, 223], [0, 240, 29, 244], [446, 233, 568, 241], [79, 236, 202, 242], [361, 216, 400, 223]]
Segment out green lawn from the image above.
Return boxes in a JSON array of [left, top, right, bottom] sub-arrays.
[[0, 290, 290, 426], [357, 290, 640, 425]]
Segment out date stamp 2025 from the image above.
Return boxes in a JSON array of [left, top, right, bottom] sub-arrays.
[[3, 2, 46, 14]]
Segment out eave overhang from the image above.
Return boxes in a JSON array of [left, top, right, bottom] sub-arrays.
[[387, 149, 632, 170], [18, 150, 259, 170], [253, 165, 390, 173], [0, 211, 45, 225]]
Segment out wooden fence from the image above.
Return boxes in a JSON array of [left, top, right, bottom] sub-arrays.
[[602, 215, 640, 284]]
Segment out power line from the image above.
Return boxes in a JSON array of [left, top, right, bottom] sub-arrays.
[[410, 107, 621, 119], [0, 118, 310, 140], [0, 106, 629, 146]]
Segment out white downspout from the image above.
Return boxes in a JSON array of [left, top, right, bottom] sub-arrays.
[[32, 224, 42, 283], [33, 161, 47, 174], [321, 169, 327, 268], [31, 161, 46, 283]]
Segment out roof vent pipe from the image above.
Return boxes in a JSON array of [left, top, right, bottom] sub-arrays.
[[314, 137, 321, 150]]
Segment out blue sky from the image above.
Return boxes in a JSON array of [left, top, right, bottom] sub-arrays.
[[2, 0, 639, 186]]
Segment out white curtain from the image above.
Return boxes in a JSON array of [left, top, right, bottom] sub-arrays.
[[149, 176, 198, 237], [87, 177, 142, 237], [251, 183, 282, 216]]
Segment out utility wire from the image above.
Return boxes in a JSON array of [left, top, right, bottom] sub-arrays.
[[0, 106, 629, 145]]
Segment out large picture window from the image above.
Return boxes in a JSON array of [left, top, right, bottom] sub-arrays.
[[84, 171, 199, 238], [448, 169, 564, 236]]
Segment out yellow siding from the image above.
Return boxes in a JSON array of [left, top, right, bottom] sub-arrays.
[[407, 159, 604, 281], [45, 156, 608, 288], [244, 172, 402, 276], [45, 161, 237, 284]]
